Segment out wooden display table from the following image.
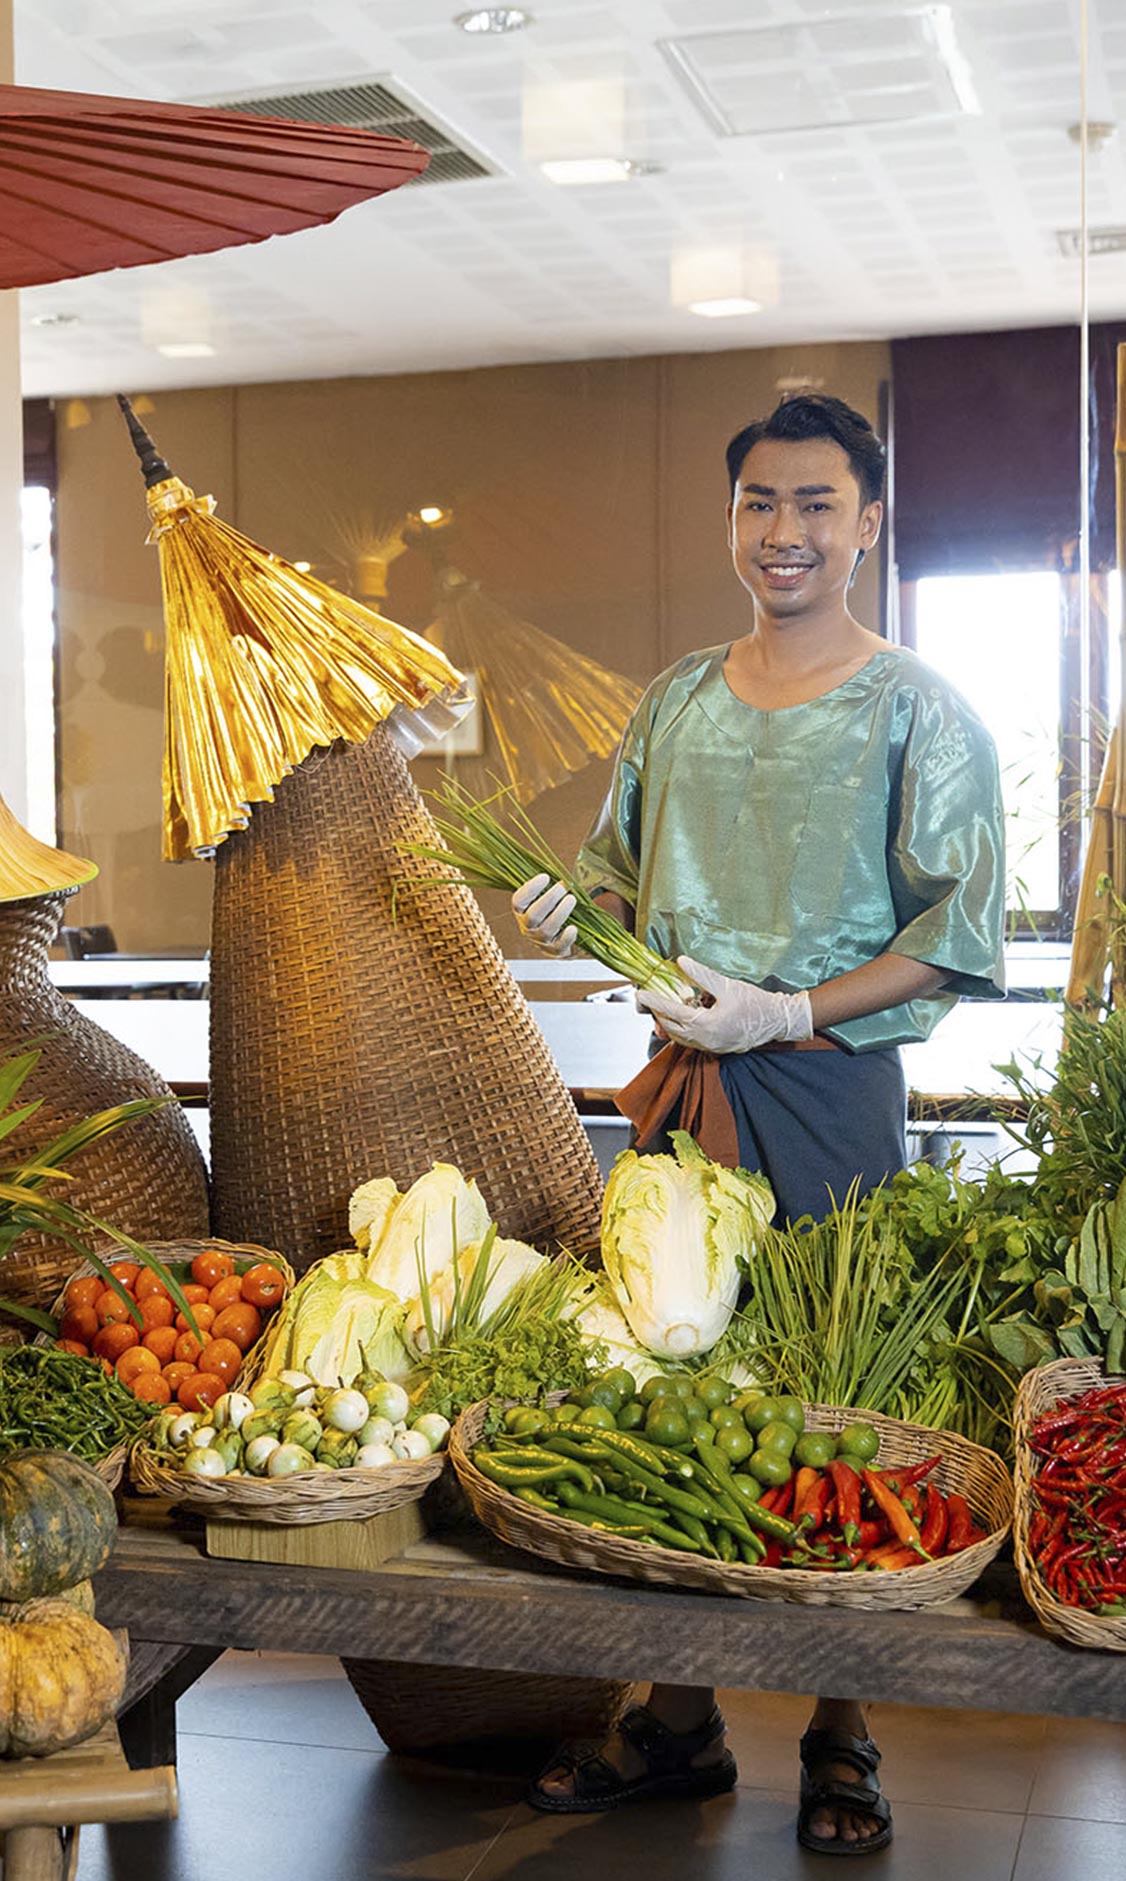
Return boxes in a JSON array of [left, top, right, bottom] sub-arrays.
[[0, 1720, 176, 1880], [93, 1509, 1126, 1772]]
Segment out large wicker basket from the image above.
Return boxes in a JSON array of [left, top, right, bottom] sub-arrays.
[[0, 890, 209, 1312], [451, 1398, 1013, 1610], [129, 1436, 444, 1523], [1013, 1357, 1126, 1652], [341, 1657, 633, 1761], [208, 728, 604, 1273]]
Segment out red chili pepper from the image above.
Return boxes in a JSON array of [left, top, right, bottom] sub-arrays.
[[829, 1459, 861, 1531], [869, 1544, 920, 1571], [862, 1469, 928, 1555], [879, 1455, 942, 1489], [773, 1476, 795, 1519], [854, 1519, 886, 1549], [945, 1493, 975, 1553], [804, 1477, 832, 1532], [792, 1467, 820, 1521], [918, 1484, 949, 1556]]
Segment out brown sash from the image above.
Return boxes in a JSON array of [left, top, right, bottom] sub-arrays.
[[615, 1034, 841, 1164]]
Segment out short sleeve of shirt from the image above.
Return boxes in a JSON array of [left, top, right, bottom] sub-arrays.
[[886, 682, 1006, 999]]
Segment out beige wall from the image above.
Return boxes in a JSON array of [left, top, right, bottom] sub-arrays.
[[55, 339, 889, 952]]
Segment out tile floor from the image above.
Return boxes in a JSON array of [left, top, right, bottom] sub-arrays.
[[76, 1654, 1126, 1881]]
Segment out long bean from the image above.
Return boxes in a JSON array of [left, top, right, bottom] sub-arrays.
[[0, 1346, 155, 1461]]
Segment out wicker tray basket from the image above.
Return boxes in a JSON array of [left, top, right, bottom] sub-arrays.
[[451, 1398, 1013, 1610], [129, 1436, 444, 1524], [341, 1657, 633, 1760], [1013, 1357, 1126, 1652]]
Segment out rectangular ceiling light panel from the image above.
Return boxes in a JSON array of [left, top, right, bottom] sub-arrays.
[[202, 77, 499, 184], [660, 6, 980, 138]]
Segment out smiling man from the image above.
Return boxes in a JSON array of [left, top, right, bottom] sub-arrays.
[[512, 394, 1006, 1853]]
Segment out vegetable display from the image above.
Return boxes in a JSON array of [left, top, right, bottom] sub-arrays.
[[0, 1451, 118, 1602], [600, 1133, 773, 1358], [52, 1249, 289, 1411], [0, 1598, 127, 1758], [1025, 1378, 1126, 1616], [0, 1347, 155, 1463], [145, 1368, 449, 1481], [405, 775, 694, 1001], [469, 1372, 987, 1572]]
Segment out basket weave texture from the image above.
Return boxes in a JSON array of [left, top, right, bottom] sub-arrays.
[[452, 1398, 1013, 1609], [1013, 1357, 1126, 1652], [341, 1657, 633, 1756], [0, 891, 209, 1310], [208, 729, 604, 1274], [129, 1435, 444, 1523]]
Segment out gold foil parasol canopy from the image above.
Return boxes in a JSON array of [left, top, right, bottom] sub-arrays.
[[118, 400, 469, 860], [0, 793, 96, 903]]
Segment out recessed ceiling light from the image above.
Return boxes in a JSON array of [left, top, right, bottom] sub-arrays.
[[540, 156, 661, 186], [688, 297, 762, 318], [30, 311, 79, 328], [156, 342, 217, 358], [455, 7, 532, 32], [418, 506, 447, 525]]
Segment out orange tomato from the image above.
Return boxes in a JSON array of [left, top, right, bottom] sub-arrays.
[[59, 1305, 99, 1346], [241, 1264, 287, 1310], [177, 1371, 224, 1412], [116, 1346, 160, 1385], [161, 1361, 195, 1395], [198, 1337, 242, 1386], [140, 1294, 175, 1331], [175, 1303, 215, 1337], [93, 1322, 140, 1362], [95, 1288, 136, 1328], [207, 1274, 244, 1313], [106, 1260, 139, 1289], [211, 1303, 261, 1353], [191, 1248, 235, 1289], [56, 1338, 90, 1357], [180, 1283, 210, 1304], [135, 1268, 171, 1301], [174, 1330, 203, 1367], [132, 1372, 172, 1405], [64, 1274, 101, 1312], [142, 1325, 179, 1364]]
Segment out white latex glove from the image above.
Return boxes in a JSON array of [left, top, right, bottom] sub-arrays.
[[638, 955, 813, 1054], [511, 872, 577, 959]]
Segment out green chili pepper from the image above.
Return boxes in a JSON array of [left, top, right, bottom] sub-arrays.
[[475, 1454, 595, 1493]]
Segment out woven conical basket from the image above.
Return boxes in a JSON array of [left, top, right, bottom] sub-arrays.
[[208, 727, 604, 1270], [0, 891, 211, 1309]]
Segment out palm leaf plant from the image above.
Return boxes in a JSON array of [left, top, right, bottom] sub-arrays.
[[0, 1046, 202, 1337]]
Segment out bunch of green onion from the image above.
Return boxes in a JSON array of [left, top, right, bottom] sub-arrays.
[[406, 776, 693, 1002]]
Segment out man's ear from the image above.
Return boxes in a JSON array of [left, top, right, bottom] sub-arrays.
[[860, 500, 884, 551]]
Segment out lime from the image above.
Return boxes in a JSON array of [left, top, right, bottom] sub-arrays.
[[668, 1374, 698, 1400], [645, 1402, 691, 1447], [695, 1376, 731, 1411], [745, 1396, 782, 1434], [588, 1380, 624, 1414], [640, 1376, 670, 1406], [732, 1391, 765, 1417], [572, 1386, 595, 1409], [710, 1404, 744, 1431], [693, 1419, 716, 1443], [553, 1403, 581, 1424], [748, 1448, 792, 1487], [715, 1424, 754, 1464], [510, 1409, 549, 1438], [503, 1405, 529, 1432], [729, 1472, 763, 1506], [681, 1397, 709, 1426], [756, 1419, 798, 1456], [793, 1432, 835, 1470], [775, 1397, 806, 1435], [616, 1400, 645, 1431], [836, 1423, 880, 1462], [603, 1368, 637, 1403], [576, 1404, 617, 1431]]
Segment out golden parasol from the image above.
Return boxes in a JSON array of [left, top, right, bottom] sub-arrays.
[[1066, 341, 1126, 1007], [116, 398, 468, 861], [407, 519, 643, 804], [0, 792, 96, 901]]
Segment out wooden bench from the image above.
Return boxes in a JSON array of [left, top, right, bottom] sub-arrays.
[[0, 1721, 176, 1881]]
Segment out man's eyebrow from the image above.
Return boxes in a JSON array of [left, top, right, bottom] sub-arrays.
[[740, 482, 838, 497]]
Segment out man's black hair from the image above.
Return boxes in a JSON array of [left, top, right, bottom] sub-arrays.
[[725, 394, 886, 507]]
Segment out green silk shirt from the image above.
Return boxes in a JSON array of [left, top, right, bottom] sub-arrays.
[[575, 643, 1006, 1052]]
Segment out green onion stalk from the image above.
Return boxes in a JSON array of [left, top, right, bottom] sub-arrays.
[[404, 776, 695, 1003]]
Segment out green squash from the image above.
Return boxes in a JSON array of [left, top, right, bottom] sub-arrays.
[[0, 1453, 117, 1602], [0, 1578, 95, 1619]]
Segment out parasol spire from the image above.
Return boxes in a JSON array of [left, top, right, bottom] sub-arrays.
[[117, 395, 172, 489]]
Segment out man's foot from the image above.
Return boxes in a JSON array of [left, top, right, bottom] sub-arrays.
[[797, 1728, 893, 1855], [528, 1703, 735, 1814]]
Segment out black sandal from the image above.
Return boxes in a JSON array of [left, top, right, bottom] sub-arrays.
[[526, 1703, 737, 1815], [797, 1728, 893, 1856]]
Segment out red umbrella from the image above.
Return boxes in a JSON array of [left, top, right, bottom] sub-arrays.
[[0, 83, 429, 289]]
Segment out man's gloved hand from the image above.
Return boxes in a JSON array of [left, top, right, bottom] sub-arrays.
[[511, 873, 578, 959], [638, 956, 813, 1054]]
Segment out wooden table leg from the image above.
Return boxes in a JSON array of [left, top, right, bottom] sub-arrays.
[[2, 1824, 65, 1881], [117, 1644, 222, 1769]]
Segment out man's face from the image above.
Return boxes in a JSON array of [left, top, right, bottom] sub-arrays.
[[728, 436, 883, 620]]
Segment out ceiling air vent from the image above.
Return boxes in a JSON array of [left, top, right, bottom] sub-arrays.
[[202, 78, 497, 185], [1056, 227, 1126, 258]]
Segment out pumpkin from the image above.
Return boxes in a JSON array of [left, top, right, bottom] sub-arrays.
[[0, 1599, 127, 1757], [0, 1453, 117, 1602], [0, 1578, 95, 1619]]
